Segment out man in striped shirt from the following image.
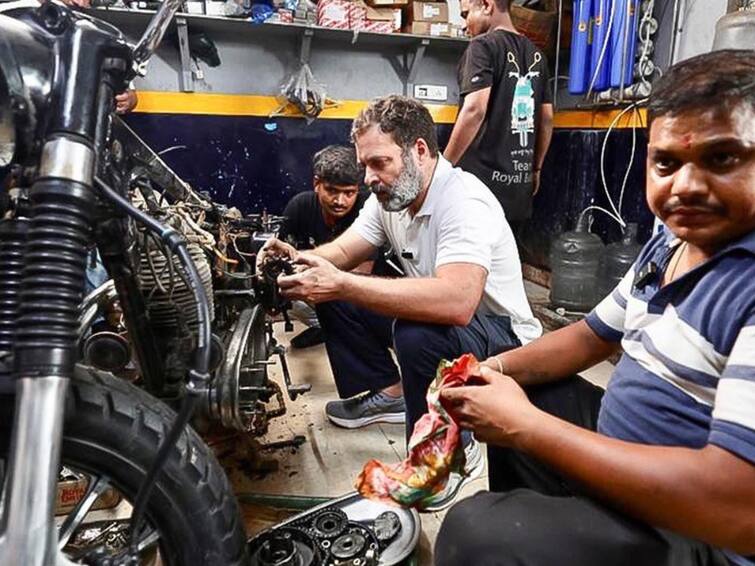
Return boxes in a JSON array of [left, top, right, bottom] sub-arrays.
[[435, 49, 755, 566]]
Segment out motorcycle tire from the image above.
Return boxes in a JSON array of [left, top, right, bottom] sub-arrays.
[[0, 364, 248, 566]]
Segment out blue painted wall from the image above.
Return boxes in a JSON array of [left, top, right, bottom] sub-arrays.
[[125, 113, 653, 269]]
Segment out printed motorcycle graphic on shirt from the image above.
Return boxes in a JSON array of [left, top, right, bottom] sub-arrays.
[[507, 51, 542, 147]]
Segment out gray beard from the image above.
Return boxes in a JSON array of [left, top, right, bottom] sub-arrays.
[[378, 151, 423, 212]]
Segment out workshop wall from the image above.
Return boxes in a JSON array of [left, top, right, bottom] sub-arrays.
[[103, 4, 713, 270]]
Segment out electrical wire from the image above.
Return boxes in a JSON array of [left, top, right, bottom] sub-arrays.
[[93, 175, 211, 556], [618, 105, 640, 214], [578, 97, 648, 231]]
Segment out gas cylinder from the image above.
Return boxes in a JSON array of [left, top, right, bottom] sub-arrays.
[[598, 223, 642, 301], [549, 217, 606, 312], [713, 9, 755, 51]]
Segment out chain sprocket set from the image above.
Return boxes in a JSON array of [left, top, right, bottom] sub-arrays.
[[248, 493, 419, 566]]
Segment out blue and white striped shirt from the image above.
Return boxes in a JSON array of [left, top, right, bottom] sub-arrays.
[[586, 229, 755, 566]]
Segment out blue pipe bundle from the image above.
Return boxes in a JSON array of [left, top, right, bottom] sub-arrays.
[[568, 0, 592, 94], [609, 0, 640, 88], [589, 0, 611, 92]]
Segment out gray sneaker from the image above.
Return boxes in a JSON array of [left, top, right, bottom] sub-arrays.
[[325, 391, 406, 429], [417, 438, 485, 513]]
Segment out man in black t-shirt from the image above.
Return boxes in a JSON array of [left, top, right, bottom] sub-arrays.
[[279, 147, 369, 253], [276, 145, 402, 404], [444, 0, 554, 225], [278, 145, 368, 348]]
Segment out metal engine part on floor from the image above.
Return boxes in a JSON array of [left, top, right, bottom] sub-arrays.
[[246, 492, 420, 566]]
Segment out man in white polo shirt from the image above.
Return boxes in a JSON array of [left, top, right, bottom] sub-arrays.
[[265, 94, 541, 509]]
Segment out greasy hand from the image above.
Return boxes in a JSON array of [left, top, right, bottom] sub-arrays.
[[256, 237, 298, 273], [115, 89, 138, 115], [439, 366, 538, 447], [277, 254, 344, 304]]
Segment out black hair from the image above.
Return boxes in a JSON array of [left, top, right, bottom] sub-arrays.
[[312, 145, 362, 186], [470, 0, 510, 12], [648, 49, 755, 124], [351, 95, 439, 157]]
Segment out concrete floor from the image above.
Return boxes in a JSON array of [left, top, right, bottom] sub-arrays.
[[220, 282, 615, 565]]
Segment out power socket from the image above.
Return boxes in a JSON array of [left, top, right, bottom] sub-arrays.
[[413, 84, 448, 102]]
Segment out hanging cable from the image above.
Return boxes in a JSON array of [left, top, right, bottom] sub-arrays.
[[578, 98, 648, 231], [617, 104, 640, 215]]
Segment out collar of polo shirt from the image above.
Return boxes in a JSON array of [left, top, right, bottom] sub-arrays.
[[412, 156, 454, 219]]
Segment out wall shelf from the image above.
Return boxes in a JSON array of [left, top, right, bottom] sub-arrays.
[[92, 7, 467, 95]]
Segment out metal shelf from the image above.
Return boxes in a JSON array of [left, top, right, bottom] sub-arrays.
[[91, 7, 467, 94]]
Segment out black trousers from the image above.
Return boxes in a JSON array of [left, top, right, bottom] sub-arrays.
[[315, 301, 520, 436], [435, 377, 733, 566]]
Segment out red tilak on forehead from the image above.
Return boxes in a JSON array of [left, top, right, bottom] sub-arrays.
[[683, 134, 693, 149]]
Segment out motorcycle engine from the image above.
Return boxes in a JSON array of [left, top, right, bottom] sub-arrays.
[[132, 188, 218, 395]]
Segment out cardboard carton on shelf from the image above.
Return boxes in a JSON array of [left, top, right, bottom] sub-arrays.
[[449, 23, 466, 38], [403, 1, 449, 24], [360, 19, 396, 32], [404, 21, 451, 36], [366, 3, 401, 30], [317, 0, 351, 29], [365, 0, 409, 6], [351, 0, 401, 32]]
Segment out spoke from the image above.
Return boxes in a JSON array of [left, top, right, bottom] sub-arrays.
[[58, 474, 113, 550], [135, 527, 160, 553]]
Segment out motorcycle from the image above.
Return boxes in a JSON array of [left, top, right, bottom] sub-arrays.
[[79, 116, 307, 434], [0, 1, 265, 563]]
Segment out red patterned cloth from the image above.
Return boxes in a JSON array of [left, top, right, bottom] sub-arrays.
[[355, 354, 479, 507]]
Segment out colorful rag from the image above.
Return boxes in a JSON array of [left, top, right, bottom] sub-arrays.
[[355, 353, 480, 508]]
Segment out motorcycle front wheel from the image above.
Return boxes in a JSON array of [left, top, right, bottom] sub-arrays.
[[0, 364, 248, 566]]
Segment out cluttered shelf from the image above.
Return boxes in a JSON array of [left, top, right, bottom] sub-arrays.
[[90, 2, 470, 46]]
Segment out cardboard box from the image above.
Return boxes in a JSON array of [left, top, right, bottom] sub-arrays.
[[56, 477, 122, 516], [404, 1, 448, 23], [405, 21, 451, 36], [351, 1, 401, 32], [366, 4, 402, 30], [317, 0, 351, 29], [365, 0, 408, 6], [361, 20, 395, 33], [349, 0, 368, 28], [449, 23, 466, 38]]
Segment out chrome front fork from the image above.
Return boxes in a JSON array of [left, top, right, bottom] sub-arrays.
[[0, 377, 78, 566]]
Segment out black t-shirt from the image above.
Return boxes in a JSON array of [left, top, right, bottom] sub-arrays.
[[278, 190, 370, 250], [457, 30, 552, 222]]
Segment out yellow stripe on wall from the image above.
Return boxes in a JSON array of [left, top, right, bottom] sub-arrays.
[[134, 91, 646, 129], [553, 108, 647, 129]]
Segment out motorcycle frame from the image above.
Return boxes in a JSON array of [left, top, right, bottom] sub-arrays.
[[0, 2, 183, 564]]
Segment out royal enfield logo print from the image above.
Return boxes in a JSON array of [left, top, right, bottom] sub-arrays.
[[507, 51, 542, 147]]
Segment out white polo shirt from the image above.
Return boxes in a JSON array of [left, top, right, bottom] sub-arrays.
[[352, 156, 542, 344]]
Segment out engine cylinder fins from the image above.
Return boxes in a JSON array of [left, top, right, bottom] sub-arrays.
[[0, 218, 30, 353], [137, 240, 214, 331]]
